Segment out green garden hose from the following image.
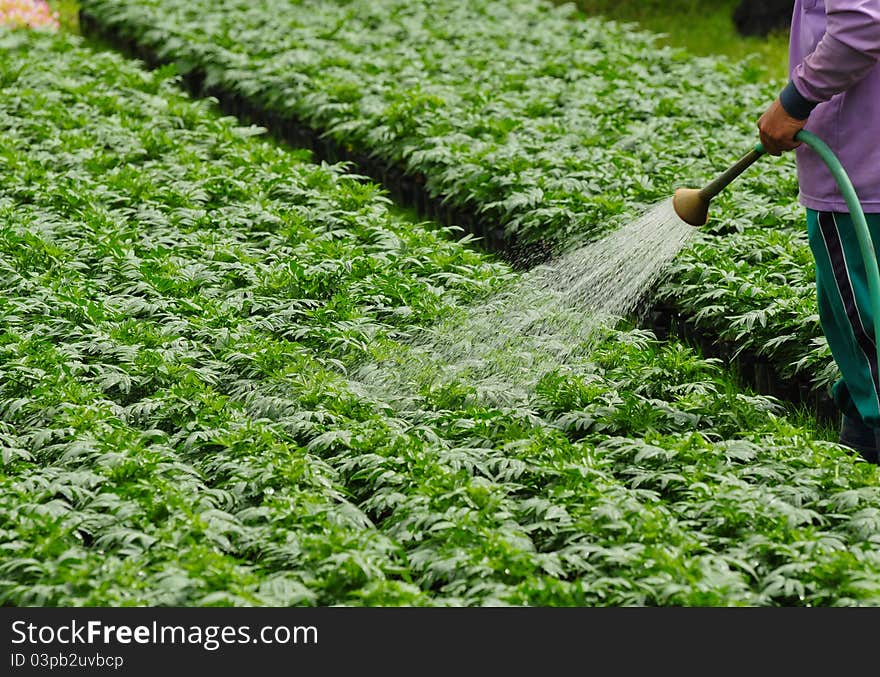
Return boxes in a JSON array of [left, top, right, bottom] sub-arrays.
[[673, 129, 880, 372], [792, 131, 880, 376]]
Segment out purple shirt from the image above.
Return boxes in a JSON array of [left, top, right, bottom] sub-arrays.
[[788, 0, 880, 212]]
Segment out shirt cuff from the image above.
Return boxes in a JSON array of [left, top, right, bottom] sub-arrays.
[[779, 80, 818, 120]]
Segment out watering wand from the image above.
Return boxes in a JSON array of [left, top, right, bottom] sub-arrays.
[[672, 129, 880, 371], [672, 144, 764, 228]]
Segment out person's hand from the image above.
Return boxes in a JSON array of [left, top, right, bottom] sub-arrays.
[[758, 98, 806, 156]]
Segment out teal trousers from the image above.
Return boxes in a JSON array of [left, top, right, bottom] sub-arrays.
[[807, 210, 880, 427]]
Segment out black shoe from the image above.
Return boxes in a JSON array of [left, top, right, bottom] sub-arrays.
[[840, 414, 879, 464]]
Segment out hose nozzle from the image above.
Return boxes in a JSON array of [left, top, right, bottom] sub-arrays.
[[672, 187, 710, 227], [673, 144, 765, 227]]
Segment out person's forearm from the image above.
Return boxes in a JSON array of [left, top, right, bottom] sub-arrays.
[[784, 0, 880, 118]]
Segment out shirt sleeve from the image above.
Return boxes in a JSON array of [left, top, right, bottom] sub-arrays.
[[782, 0, 880, 118]]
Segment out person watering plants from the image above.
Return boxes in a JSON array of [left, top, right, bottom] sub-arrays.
[[758, 0, 880, 464]]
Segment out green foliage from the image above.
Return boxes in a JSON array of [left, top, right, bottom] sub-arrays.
[[79, 0, 788, 246], [3, 28, 880, 609], [78, 0, 830, 394], [660, 223, 832, 388], [566, 0, 790, 81], [48, 1, 80, 33]]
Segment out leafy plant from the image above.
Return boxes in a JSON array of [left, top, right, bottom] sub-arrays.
[[77, 0, 833, 398], [3, 28, 879, 609]]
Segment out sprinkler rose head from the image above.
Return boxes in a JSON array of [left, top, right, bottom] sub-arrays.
[[672, 187, 710, 227], [672, 145, 764, 228]]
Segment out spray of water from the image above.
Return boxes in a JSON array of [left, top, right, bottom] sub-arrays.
[[536, 198, 695, 319], [356, 198, 696, 407]]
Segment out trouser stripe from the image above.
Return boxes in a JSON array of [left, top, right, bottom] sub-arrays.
[[818, 211, 880, 411]]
